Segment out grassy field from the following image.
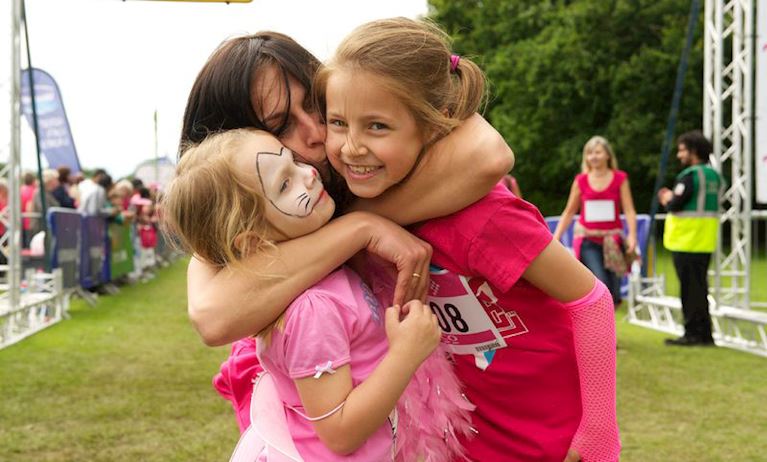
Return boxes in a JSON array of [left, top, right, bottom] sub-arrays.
[[1, 257, 765, 461]]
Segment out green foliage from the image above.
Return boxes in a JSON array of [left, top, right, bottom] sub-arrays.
[[429, 0, 704, 215]]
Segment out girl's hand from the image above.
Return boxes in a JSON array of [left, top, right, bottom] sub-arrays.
[[384, 301, 440, 370], [361, 214, 432, 305]]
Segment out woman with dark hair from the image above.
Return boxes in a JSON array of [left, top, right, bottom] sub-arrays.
[[181, 31, 514, 346], [51, 166, 76, 208], [178, 31, 515, 436]]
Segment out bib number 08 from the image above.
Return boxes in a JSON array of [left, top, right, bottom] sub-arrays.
[[429, 301, 469, 333]]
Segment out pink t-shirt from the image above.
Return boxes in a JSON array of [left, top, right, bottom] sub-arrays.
[[576, 169, 627, 241], [413, 184, 582, 462], [256, 266, 392, 462]]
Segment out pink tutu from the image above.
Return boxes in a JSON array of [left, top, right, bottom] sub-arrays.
[[394, 344, 474, 462]]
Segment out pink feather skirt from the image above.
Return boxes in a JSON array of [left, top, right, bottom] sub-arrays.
[[394, 345, 474, 462]]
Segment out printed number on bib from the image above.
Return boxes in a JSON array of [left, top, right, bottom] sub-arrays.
[[428, 266, 528, 355], [583, 199, 615, 223]]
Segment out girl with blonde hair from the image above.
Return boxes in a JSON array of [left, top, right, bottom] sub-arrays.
[[164, 129, 473, 461], [553, 135, 638, 305], [316, 17, 620, 462]]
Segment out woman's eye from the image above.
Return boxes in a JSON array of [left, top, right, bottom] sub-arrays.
[[329, 119, 346, 127], [280, 179, 289, 193], [370, 122, 388, 130]]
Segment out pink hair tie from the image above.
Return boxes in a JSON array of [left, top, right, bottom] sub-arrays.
[[450, 54, 461, 72]]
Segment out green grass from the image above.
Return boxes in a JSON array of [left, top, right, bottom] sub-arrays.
[[1, 257, 765, 461], [0, 259, 235, 462]]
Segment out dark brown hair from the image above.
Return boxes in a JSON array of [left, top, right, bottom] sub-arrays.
[[179, 31, 321, 153], [678, 130, 713, 162]]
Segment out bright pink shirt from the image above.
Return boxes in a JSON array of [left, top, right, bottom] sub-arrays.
[[21, 184, 36, 230], [576, 170, 627, 239], [256, 267, 392, 462], [413, 184, 582, 462]]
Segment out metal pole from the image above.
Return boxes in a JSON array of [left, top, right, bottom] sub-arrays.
[[21, 0, 50, 271], [8, 0, 23, 306]]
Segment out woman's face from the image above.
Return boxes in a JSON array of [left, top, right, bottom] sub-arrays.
[[251, 65, 328, 177], [586, 144, 610, 170]]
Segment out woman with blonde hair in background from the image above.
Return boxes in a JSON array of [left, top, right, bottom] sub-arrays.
[[553, 136, 638, 305]]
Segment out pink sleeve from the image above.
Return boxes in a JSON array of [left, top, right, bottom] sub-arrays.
[[562, 280, 621, 461], [278, 292, 353, 380], [468, 198, 552, 292]]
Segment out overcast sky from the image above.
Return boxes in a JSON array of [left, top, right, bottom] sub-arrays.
[[1, 0, 428, 178]]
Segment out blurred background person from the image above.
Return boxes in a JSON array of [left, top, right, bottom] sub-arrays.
[[553, 136, 637, 305], [28, 169, 61, 238], [20, 171, 37, 247], [77, 169, 109, 216], [52, 166, 76, 209]]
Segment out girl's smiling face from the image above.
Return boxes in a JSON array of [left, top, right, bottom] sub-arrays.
[[235, 132, 335, 241], [324, 69, 426, 199]]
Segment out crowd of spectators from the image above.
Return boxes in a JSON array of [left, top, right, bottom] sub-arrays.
[[6, 166, 163, 283]]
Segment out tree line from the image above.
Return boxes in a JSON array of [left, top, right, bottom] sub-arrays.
[[429, 0, 704, 215]]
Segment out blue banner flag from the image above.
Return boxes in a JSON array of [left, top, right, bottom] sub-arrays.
[[20, 68, 82, 173]]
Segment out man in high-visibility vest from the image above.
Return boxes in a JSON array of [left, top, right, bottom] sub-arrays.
[[658, 130, 722, 346]]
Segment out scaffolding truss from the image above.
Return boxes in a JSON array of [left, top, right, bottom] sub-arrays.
[[704, 0, 754, 309]]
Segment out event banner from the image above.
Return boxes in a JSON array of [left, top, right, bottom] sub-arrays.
[[758, 3, 767, 204], [20, 68, 82, 173]]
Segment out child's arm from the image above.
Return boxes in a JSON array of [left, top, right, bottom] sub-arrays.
[[552, 180, 580, 243], [352, 114, 514, 225], [293, 302, 440, 455], [187, 212, 432, 346], [523, 242, 621, 462]]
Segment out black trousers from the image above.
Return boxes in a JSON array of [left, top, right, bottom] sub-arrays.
[[671, 251, 713, 340]]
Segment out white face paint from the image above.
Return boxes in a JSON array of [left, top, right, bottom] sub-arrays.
[[235, 132, 335, 241]]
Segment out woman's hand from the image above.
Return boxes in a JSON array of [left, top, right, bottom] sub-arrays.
[[625, 233, 637, 254], [360, 214, 432, 305]]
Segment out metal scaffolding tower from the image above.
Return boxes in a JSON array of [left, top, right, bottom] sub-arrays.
[[1, 0, 22, 304], [704, 0, 754, 309]]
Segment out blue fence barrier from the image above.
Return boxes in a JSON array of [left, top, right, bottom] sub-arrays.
[[48, 208, 82, 290], [39, 209, 171, 294]]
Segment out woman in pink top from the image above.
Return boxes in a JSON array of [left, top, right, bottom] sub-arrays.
[[553, 136, 638, 304]]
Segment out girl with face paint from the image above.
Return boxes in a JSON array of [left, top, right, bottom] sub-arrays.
[[163, 129, 474, 462]]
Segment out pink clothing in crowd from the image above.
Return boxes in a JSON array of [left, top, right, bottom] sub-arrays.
[[20, 184, 36, 230], [573, 169, 627, 258], [414, 183, 620, 462]]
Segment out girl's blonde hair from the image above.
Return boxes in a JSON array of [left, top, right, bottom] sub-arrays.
[[162, 128, 275, 269], [581, 136, 619, 173], [315, 17, 487, 143]]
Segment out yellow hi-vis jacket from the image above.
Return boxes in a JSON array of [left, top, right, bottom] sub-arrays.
[[663, 164, 722, 253]]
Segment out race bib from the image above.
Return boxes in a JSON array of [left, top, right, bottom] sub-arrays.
[[583, 199, 616, 222], [428, 266, 528, 355]]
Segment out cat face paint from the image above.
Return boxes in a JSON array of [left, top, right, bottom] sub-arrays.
[[241, 134, 335, 240]]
